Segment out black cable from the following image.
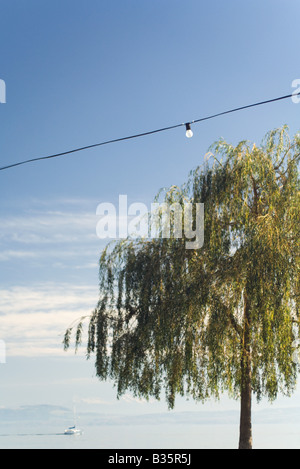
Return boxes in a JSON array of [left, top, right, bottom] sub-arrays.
[[0, 123, 184, 172], [0, 91, 299, 172], [192, 92, 300, 124]]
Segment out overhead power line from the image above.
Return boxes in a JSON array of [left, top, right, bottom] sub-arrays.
[[0, 91, 299, 172]]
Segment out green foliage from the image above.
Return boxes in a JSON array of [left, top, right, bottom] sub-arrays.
[[64, 126, 300, 409]]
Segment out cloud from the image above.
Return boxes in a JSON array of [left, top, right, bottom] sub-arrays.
[[0, 197, 108, 274], [0, 283, 98, 358], [0, 210, 99, 246], [0, 197, 105, 258], [0, 197, 110, 358], [121, 394, 155, 405], [79, 397, 113, 406], [0, 250, 39, 261]]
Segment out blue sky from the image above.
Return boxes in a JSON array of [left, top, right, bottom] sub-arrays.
[[0, 0, 300, 443]]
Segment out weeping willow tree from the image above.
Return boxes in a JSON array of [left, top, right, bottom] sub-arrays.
[[64, 126, 300, 449]]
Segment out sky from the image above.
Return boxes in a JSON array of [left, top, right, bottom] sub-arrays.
[[0, 0, 300, 438]]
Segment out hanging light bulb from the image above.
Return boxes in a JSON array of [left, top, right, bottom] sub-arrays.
[[185, 123, 193, 138]]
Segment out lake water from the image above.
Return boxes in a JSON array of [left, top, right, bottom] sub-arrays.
[[0, 422, 299, 449]]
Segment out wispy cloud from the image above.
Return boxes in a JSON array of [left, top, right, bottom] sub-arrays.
[[0, 197, 109, 358], [0, 209, 99, 246], [79, 397, 114, 406], [0, 250, 39, 261], [0, 197, 107, 271], [121, 394, 156, 405], [0, 283, 98, 358]]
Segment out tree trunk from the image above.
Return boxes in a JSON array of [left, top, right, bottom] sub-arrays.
[[239, 352, 252, 448], [238, 293, 252, 450]]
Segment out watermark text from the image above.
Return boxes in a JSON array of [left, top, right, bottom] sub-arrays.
[[96, 195, 204, 249], [0, 79, 6, 104], [292, 79, 300, 104]]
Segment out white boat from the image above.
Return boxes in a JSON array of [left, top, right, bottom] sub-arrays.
[[64, 425, 82, 435], [64, 404, 82, 435]]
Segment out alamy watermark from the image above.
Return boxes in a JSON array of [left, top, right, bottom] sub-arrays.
[[292, 79, 300, 104], [0, 340, 6, 364], [0, 79, 6, 104], [96, 195, 204, 249]]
